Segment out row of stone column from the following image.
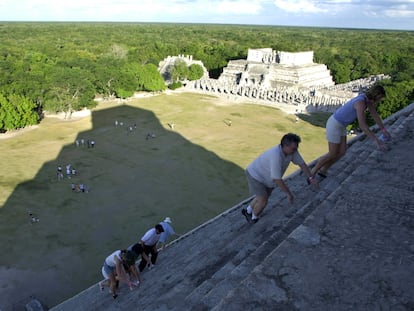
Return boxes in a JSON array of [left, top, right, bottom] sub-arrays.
[[187, 79, 346, 112], [186, 74, 390, 113]]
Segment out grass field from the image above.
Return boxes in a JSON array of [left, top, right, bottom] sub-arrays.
[[0, 91, 329, 310]]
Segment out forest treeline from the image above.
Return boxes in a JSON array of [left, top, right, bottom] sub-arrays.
[[0, 22, 413, 132]]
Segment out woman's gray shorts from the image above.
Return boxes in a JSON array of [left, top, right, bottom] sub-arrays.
[[103, 261, 115, 275], [326, 115, 347, 144], [246, 170, 274, 198]]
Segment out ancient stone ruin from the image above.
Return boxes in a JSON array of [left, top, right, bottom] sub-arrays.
[[181, 48, 390, 113], [219, 48, 334, 88], [158, 54, 209, 83]]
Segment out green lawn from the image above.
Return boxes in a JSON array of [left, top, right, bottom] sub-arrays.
[[0, 91, 329, 308]]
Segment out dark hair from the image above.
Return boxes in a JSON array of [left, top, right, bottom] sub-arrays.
[[280, 133, 301, 147], [131, 243, 144, 256], [155, 224, 164, 233], [365, 84, 386, 100], [121, 250, 136, 266]]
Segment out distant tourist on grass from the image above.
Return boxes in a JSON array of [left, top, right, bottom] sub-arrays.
[[146, 133, 156, 140], [79, 183, 85, 193], [138, 224, 164, 271], [28, 210, 39, 223], [158, 217, 181, 250], [57, 165, 63, 180], [242, 133, 317, 224], [65, 164, 71, 179], [311, 84, 390, 178], [100, 249, 136, 299]]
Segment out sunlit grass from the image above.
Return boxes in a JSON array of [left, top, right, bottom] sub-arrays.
[[0, 92, 329, 208]]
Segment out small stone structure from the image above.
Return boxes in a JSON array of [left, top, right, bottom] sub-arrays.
[[158, 54, 209, 83]]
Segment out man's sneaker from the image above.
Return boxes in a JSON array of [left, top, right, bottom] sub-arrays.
[[250, 218, 259, 224], [242, 208, 252, 223]]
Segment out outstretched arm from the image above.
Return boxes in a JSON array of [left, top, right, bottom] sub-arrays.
[[130, 265, 141, 285], [355, 101, 385, 150], [115, 257, 129, 284], [367, 102, 391, 140], [274, 179, 294, 204]]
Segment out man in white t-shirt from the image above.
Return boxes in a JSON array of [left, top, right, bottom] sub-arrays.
[[138, 224, 164, 271], [242, 133, 317, 224]]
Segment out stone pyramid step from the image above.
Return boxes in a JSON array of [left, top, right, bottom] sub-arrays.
[[165, 129, 388, 310], [193, 109, 413, 310], [209, 105, 414, 311]]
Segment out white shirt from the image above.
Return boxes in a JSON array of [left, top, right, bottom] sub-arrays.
[[141, 228, 161, 246], [105, 250, 121, 267], [247, 144, 304, 188]]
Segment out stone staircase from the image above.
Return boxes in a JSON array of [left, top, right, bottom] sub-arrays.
[[51, 103, 414, 311]]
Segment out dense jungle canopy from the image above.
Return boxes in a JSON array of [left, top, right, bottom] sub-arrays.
[[0, 22, 413, 132]]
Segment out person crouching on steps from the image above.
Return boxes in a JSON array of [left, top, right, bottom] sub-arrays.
[[311, 84, 390, 179], [138, 224, 164, 272], [242, 133, 317, 224], [100, 249, 136, 299]]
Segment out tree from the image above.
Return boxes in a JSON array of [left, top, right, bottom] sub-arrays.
[[138, 64, 166, 92], [93, 58, 125, 97], [171, 59, 189, 82], [44, 66, 95, 116], [376, 80, 414, 118], [0, 93, 39, 131], [188, 64, 204, 81], [113, 63, 137, 99]]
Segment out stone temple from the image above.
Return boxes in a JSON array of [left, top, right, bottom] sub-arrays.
[[185, 48, 388, 113], [218, 48, 335, 88]]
